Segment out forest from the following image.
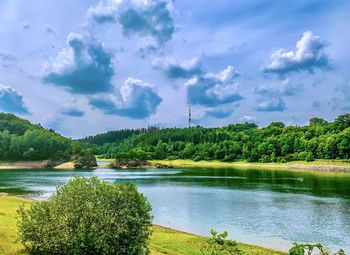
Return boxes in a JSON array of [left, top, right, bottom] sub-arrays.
[[2, 112, 350, 163], [81, 114, 350, 163], [0, 113, 78, 160]]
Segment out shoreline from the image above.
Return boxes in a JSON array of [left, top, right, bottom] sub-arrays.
[[0, 194, 285, 255], [2, 159, 350, 174], [151, 159, 350, 174], [0, 160, 62, 170]]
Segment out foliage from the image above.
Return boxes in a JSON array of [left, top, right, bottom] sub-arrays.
[[288, 242, 345, 255], [17, 177, 153, 255], [0, 196, 283, 255], [73, 154, 97, 169], [82, 114, 350, 163], [201, 230, 245, 255], [0, 113, 76, 160]]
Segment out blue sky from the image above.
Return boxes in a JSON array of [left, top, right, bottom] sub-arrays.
[[0, 0, 349, 138]]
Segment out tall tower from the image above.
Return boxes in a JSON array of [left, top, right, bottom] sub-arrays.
[[188, 106, 192, 128]]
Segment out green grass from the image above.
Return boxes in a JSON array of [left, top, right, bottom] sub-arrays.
[[0, 196, 30, 255], [150, 159, 350, 175], [150, 226, 285, 255], [95, 155, 114, 162], [0, 196, 285, 255]]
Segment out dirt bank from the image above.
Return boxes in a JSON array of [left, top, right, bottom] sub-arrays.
[[0, 160, 62, 170]]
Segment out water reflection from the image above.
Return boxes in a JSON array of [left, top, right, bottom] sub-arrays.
[[0, 166, 349, 252]]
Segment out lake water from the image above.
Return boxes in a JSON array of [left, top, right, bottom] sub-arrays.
[[0, 165, 350, 252]]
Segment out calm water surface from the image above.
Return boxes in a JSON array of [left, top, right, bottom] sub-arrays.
[[0, 165, 350, 252]]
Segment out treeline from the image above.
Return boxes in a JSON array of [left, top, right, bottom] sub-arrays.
[[79, 126, 162, 145], [0, 113, 78, 160], [83, 114, 350, 163]]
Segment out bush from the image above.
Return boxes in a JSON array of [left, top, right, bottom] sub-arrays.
[[306, 152, 314, 162], [288, 242, 345, 255], [260, 155, 271, 163], [201, 230, 245, 255], [17, 177, 153, 255]]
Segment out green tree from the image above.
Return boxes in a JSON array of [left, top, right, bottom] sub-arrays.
[[17, 177, 153, 255], [309, 117, 328, 126]]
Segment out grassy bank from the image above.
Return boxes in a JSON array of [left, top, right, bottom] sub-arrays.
[[150, 159, 350, 174], [0, 195, 284, 255]]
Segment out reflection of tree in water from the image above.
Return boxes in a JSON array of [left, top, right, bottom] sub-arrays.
[[110, 167, 350, 199]]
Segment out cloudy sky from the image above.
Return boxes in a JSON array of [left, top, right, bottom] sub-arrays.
[[0, 0, 349, 138]]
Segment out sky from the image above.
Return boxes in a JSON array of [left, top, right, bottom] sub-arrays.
[[0, 0, 349, 138]]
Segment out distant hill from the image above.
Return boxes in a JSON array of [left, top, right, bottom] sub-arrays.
[[0, 113, 75, 161], [81, 114, 350, 163], [79, 130, 142, 146], [0, 113, 38, 135], [79, 127, 161, 146]]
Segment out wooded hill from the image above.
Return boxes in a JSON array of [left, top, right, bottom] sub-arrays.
[[81, 114, 350, 163], [0, 113, 78, 160]]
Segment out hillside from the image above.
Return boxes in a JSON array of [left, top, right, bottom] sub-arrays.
[[82, 114, 350, 163], [0, 113, 76, 161]]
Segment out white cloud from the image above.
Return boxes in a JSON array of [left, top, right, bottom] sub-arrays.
[[153, 57, 203, 79], [89, 77, 162, 119], [88, 0, 175, 45], [255, 98, 285, 112], [185, 65, 241, 107], [239, 115, 256, 123], [43, 33, 114, 94], [263, 31, 331, 75], [0, 84, 29, 114]]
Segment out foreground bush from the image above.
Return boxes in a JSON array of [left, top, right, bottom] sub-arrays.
[[201, 230, 245, 255], [201, 230, 347, 255], [289, 242, 345, 255], [17, 177, 153, 255]]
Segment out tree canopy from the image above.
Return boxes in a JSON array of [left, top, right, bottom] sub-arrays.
[[0, 113, 77, 160], [17, 176, 152, 255], [83, 114, 350, 163]]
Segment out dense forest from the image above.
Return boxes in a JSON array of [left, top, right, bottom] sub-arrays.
[[3, 112, 350, 163], [81, 114, 350, 163], [0, 113, 78, 160]]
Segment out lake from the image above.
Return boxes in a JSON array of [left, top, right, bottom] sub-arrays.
[[0, 165, 350, 252]]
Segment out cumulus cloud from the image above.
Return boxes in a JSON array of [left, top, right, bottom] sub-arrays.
[[153, 57, 203, 79], [89, 77, 162, 119], [43, 33, 114, 94], [88, 0, 175, 44], [61, 106, 85, 117], [263, 31, 331, 75], [185, 65, 242, 107], [255, 98, 285, 112], [0, 84, 29, 114]]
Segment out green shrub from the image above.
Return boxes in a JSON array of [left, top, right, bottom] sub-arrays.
[[17, 176, 153, 255], [288, 242, 345, 255], [201, 230, 245, 255], [306, 152, 315, 162], [260, 155, 271, 163]]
